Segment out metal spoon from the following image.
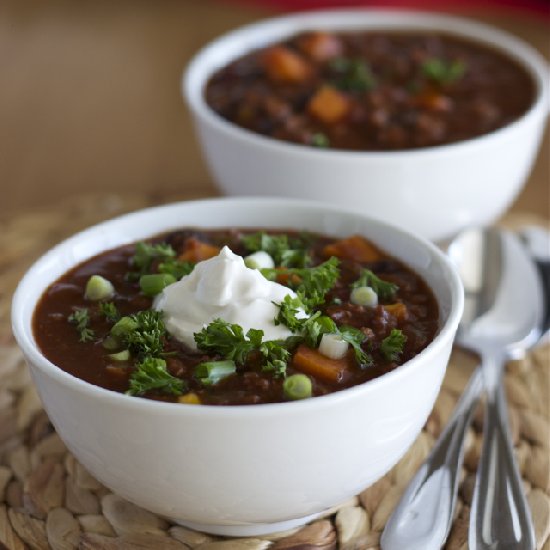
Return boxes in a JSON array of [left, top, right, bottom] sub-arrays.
[[381, 227, 543, 550]]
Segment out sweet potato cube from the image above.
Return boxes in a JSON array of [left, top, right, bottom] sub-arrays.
[[322, 235, 383, 263], [307, 86, 350, 124], [292, 345, 352, 384], [297, 31, 343, 61], [261, 46, 311, 83], [179, 238, 220, 262], [384, 303, 409, 321]]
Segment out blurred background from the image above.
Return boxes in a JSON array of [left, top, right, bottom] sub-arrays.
[[0, 0, 548, 219]]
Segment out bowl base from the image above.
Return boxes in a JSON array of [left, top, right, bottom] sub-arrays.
[[174, 511, 322, 537]]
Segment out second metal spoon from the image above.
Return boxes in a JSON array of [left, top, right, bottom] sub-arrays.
[[381, 227, 543, 550]]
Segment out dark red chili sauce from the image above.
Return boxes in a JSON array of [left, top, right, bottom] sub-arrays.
[[204, 31, 535, 151], [33, 228, 439, 405]]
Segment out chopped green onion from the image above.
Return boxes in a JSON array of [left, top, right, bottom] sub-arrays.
[[102, 335, 121, 350], [195, 360, 236, 385], [108, 349, 130, 361], [139, 273, 176, 297], [350, 286, 378, 307], [283, 374, 312, 400], [244, 251, 275, 270], [110, 316, 139, 339], [351, 269, 398, 301], [318, 333, 348, 360], [84, 275, 114, 301]]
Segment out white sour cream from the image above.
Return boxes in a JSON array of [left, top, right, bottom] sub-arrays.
[[154, 246, 299, 350]]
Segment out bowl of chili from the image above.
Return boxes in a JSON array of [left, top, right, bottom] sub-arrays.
[[183, 10, 549, 242], [12, 197, 463, 536]]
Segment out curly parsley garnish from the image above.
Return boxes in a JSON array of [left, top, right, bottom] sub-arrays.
[[110, 310, 166, 359], [276, 297, 373, 369], [68, 308, 95, 342], [263, 257, 340, 312], [421, 58, 466, 84], [194, 319, 291, 377], [99, 302, 120, 323], [242, 232, 311, 268], [330, 57, 376, 92], [128, 242, 177, 280], [127, 356, 185, 396], [380, 329, 407, 362], [352, 269, 398, 301]]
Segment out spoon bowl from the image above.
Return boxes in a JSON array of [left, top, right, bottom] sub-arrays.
[[449, 228, 543, 357], [382, 226, 544, 550]]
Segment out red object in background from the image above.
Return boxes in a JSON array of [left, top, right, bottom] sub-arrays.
[[223, 0, 550, 18]]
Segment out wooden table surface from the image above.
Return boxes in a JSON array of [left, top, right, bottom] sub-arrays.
[[0, 0, 549, 221]]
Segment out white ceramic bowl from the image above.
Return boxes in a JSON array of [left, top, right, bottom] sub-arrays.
[[11, 197, 463, 536], [183, 10, 550, 242]]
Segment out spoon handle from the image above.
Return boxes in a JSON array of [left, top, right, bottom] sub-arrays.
[[469, 354, 536, 550], [381, 368, 484, 550]]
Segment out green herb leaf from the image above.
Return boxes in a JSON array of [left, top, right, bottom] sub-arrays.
[[274, 303, 374, 369], [158, 258, 195, 280], [421, 58, 466, 84], [242, 232, 310, 268], [194, 319, 291, 377], [123, 310, 166, 358], [195, 360, 236, 385], [127, 356, 185, 396], [68, 308, 95, 342], [274, 295, 306, 332], [339, 326, 373, 368], [128, 242, 176, 280], [194, 319, 258, 365], [380, 329, 407, 362], [264, 257, 340, 312], [259, 340, 291, 377], [311, 133, 330, 148], [99, 302, 120, 323], [330, 57, 376, 92], [351, 269, 398, 301], [297, 257, 341, 311]]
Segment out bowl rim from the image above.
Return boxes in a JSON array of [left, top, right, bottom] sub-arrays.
[[182, 8, 550, 160], [11, 196, 464, 417]]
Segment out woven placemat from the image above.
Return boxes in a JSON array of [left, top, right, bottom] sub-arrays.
[[0, 194, 548, 550]]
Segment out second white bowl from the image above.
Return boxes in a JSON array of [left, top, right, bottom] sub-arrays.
[[183, 10, 549, 242]]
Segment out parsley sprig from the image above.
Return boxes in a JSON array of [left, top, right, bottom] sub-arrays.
[[421, 58, 466, 84], [351, 269, 398, 301], [194, 319, 291, 377], [329, 57, 376, 92], [99, 302, 120, 323], [68, 308, 95, 342], [275, 296, 373, 369], [127, 357, 185, 396], [380, 329, 407, 362], [263, 257, 340, 311], [124, 310, 167, 358], [128, 242, 176, 280], [242, 232, 311, 268]]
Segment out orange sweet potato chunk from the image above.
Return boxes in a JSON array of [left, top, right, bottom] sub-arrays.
[[297, 31, 343, 61], [292, 345, 352, 384], [322, 235, 383, 263], [261, 46, 312, 83], [179, 238, 220, 262], [307, 86, 350, 124], [384, 303, 409, 321]]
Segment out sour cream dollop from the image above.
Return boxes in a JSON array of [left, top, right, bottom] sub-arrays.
[[154, 246, 299, 350]]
